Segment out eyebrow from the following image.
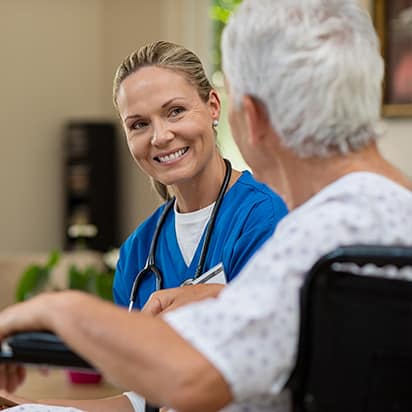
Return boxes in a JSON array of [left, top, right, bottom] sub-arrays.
[[124, 97, 186, 123], [161, 97, 185, 108]]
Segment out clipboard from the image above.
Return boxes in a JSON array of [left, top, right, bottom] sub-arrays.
[[180, 262, 227, 286], [0, 331, 94, 371]]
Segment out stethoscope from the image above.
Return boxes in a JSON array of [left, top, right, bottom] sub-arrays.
[[128, 158, 232, 311]]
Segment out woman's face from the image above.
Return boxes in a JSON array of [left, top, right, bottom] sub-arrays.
[[116, 66, 220, 187]]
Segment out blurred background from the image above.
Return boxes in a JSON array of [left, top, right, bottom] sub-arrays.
[[0, 0, 410, 254]]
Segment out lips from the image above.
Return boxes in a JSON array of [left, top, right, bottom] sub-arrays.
[[154, 147, 189, 163]]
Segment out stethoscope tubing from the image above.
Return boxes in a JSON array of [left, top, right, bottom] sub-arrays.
[[128, 159, 232, 311]]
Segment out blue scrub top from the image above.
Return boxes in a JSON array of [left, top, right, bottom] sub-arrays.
[[113, 171, 288, 309]]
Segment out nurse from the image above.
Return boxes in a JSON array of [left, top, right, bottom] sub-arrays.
[[112, 40, 288, 311]]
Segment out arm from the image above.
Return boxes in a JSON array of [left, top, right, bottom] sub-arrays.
[[142, 284, 224, 316], [37, 395, 134, 412], [0, 392, 134, 412], [0, 291, 232, 412]]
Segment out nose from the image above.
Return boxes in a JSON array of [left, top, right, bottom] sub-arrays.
[[151, 121, 174, 147]]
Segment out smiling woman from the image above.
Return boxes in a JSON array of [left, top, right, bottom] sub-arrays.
[[116, 65, 221, 197]]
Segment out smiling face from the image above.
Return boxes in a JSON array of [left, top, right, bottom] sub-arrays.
[[116, 66, 220, 188]]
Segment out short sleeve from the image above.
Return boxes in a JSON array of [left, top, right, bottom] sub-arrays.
[[164, 196, 380, 403], [123, 391, 145, 412]]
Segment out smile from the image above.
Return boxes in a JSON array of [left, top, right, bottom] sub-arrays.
[[155, 147, 189, 163]]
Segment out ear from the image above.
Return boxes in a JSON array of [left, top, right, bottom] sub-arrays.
[[208, 89, 221, 121], [242, 95, 271, 147]]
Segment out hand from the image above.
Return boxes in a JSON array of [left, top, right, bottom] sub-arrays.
[[0, 293, 56, 342], [0, 389, 32, 405], [0, 364, 26, 393], [142, 283, 224, 316], [0, 294, 57, 393]]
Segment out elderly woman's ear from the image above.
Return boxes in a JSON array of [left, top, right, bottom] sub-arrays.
[[242, 95, 273, 146]]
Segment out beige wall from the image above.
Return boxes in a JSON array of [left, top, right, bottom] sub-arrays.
[[0, 0, 411, 253], [0, 0, 104, 252], [0, 0, 210, 252]]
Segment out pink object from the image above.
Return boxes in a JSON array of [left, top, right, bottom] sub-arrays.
[[67, 370, 102, 384]]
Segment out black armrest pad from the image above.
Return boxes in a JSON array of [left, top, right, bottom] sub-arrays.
[[0, 331, 94, 370]]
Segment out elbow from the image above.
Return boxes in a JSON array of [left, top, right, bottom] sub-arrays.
[[166, 358, 233, 412]]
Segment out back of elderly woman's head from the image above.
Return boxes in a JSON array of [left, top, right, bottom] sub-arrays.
[[222, 0, 384, 157]]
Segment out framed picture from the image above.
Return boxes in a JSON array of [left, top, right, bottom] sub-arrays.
[[374, 0, 412, 116]]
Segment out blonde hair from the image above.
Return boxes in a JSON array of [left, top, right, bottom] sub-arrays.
[[113, 41, 214, 200]]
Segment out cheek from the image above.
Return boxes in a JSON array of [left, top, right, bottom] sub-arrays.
[[179, 119, 214, 144], [126, 136, 147, 161]]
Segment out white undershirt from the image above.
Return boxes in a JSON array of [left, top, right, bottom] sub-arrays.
[[174, 201, 215, 266]]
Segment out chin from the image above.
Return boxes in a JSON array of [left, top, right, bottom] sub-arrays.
[[156, 164, 195, 184], [155, 171, 184, 186]]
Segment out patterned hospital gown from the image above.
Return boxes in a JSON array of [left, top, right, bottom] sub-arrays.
[[7, 405, 82, 412], [165, 172, 412, 412]]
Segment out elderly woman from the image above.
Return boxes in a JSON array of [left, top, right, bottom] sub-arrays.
[[0, 0, 411, 411]]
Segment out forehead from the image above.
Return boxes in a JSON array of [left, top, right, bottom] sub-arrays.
[[117, 66, 198, 109]]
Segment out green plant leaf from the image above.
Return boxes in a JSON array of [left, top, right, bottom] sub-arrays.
[[46, 250, 60, 270], [68, 265, 89, 291], [15, 265, 50, 302], [67, 265, 113, 301], [210, 5, 232, 24], [95, 272, 114, 301]]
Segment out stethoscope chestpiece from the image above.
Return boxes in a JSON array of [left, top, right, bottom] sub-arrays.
[[180, 278, 194, 286]]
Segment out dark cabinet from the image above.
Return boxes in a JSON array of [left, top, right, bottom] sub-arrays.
[[64, 121, 118, 251]]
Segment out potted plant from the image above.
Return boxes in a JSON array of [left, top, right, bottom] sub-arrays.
[[16, 249, 118, 384]]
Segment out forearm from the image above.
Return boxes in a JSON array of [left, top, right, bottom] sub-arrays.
[[1, 379, 133, 411], [44, 292, 232, 411], [38, 395, 133, 412]]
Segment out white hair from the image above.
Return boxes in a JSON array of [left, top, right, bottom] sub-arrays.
[[222, 0, 384, 157]]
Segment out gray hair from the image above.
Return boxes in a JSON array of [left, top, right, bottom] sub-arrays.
[[222, 0, 384, 157]]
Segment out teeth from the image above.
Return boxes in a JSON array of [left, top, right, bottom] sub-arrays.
[[158, 148, 187, 163]]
